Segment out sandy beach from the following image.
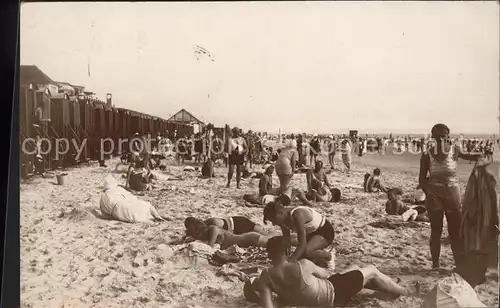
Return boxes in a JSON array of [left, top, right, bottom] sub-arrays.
[[20, 150, 499, 308]]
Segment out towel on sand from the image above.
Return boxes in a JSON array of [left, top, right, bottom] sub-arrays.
[[99, 175, 164, 223]]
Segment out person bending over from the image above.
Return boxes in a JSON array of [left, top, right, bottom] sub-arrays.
[[263, 202, 335, 269], [364, 168, 389, 193], [250, 236, 412, 308]]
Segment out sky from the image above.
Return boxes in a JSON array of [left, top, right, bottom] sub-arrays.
[[20, 1, 499, 135]]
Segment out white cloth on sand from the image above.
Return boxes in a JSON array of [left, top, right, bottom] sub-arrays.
[[262, 195, 277, 204], [421, 273, 487, 308], [402, 209, 419, 222], [99, 175, 164, 223]]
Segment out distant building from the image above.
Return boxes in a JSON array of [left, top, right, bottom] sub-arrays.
[[167, 109, 205, 133]]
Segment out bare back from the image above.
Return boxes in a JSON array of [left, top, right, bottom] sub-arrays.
[[262, 260, 335, 306]]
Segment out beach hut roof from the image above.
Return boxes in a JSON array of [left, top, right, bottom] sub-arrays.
[[20, 65, 55, 86], [167, 109, 205, 125]]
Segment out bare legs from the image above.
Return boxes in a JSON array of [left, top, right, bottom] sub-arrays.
[[227, 164, 242, 189], [328, 154, 335, 170], [358, 265, 410, 297]]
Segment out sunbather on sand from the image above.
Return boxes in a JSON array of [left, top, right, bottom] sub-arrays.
[[245, 236, 413, 307], [243, 164, 280, 206], [185, 216, 268, 236], [125, 155, 154, 191], [183, 218, 297, 250], [263, 202, 335, 269]]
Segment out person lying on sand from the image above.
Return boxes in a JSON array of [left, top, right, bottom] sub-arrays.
[[125, 155, 155, 192], [243, 164, 281, 206], [185, 216, 269, 236], [385, 188, 428, 222], [263, 202, 335, 269], [246, 236, 414, 308], [364, 168, 389, 193], [305, 161, 335, 202], [183, 219, 297, 250]]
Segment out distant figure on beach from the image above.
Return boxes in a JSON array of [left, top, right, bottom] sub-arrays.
[[341, 140, 352, 173], [226, 127, 248, 189], [248, 236, 413, 307], [263, 202, 335, 269], [245, 130, 255, 169], [309, 134, 321, 166], [327, 135, 338, 170], [358, 138, 364, 157], [419, 123, 482, 270]]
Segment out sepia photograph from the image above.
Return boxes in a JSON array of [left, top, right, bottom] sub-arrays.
[[19, 1, 498, 308]]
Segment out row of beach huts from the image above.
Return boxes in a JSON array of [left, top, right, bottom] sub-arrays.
[[19, 65, 210, 178]]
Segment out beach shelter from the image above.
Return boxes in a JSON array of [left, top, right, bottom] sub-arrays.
[[421, 273, 487, 308]]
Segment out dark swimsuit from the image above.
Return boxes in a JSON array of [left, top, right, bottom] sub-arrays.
[[222, 216, 256, 234]]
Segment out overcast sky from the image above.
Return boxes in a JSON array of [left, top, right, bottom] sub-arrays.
[[21, 2, 499, 135]]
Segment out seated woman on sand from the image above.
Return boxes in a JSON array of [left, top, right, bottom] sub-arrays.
[[385, 188, 428, 222], [125, 155, 155, 192], [243, 164, 281, 206], [183, 217, 298, 250], [305, 161, 340, 202]]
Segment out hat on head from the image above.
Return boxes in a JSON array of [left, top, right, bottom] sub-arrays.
[[313, 133, 318, 137]]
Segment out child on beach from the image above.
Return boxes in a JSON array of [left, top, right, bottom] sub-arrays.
[[364, 168, 389, 193], [125, 155, 154, 191], [385, 188, 428, 222]]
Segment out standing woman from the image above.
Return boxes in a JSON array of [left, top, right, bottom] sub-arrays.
[[226, 127, 248, 189], [419, 123, 481, 270], [341, 139, 352, 173], [275, 139, 298, 199]]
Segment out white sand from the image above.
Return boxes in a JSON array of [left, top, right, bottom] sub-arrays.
[[20, 154, 499, 308]]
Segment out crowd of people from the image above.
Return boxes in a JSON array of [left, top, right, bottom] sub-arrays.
[[113, 122, 496, 307]]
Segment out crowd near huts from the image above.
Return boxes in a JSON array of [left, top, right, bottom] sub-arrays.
[[19, 65, 203, 177]]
